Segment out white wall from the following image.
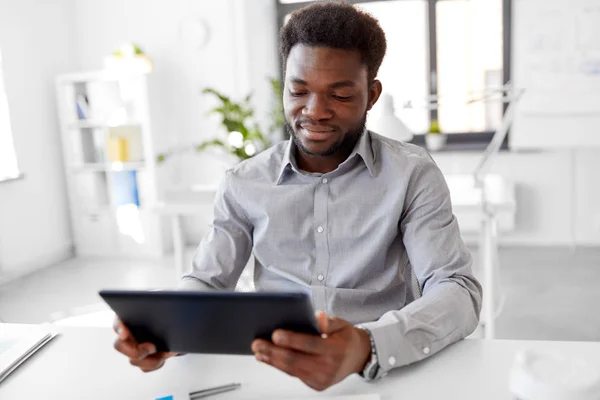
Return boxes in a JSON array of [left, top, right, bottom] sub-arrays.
[[431, 149, 600, 246], [0, 0, 77, 282], [72, 0, 279, 189]]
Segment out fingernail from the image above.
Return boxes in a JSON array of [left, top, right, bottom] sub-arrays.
[[140, 344, 155, 356], [258, 353, 270, 363], [251, 343, 262, 353], [273, 331, 283, 344], [314, 310, 323, 317]]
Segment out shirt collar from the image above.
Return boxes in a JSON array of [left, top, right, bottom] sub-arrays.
[[275, 129, 376, 185]]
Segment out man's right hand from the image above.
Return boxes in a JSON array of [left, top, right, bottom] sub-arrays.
[[112, 317, 178, 372]]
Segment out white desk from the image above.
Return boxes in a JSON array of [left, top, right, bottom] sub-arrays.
[[2, 325, 599, 399]]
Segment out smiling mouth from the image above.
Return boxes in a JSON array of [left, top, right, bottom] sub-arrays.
[[299, 125, 335, 141], [300, 127, 334, 141]]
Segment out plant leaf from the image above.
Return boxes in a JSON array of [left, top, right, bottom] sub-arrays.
[[196, 138, 227, 152]]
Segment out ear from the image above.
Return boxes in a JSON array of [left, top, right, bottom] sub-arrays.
[[367, 79, 383, 111]]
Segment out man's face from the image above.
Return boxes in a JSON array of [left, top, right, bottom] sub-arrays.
[[283, 44, 378, 157]]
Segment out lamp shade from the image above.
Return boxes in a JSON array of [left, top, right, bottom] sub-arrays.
[[372, 94, 413, 142]]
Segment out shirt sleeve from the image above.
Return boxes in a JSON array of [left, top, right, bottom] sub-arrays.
[[179, 170, 253, 291], [359, 155, 482, 373]]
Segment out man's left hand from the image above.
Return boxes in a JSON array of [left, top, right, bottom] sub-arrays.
[[251, 311, 372, 391]]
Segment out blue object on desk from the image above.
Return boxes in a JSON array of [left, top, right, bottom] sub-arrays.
[[155, 397, 173, 400]]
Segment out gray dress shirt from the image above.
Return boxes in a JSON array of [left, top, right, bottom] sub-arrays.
[[180, 130, 482, 373]]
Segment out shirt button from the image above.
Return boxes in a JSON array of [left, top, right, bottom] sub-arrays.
[[388, 356, 396, 366], [423, 347, 430, 355], [317, 274, 324, 281], [321, 178, 328, 184], [317, 226, 324, 233]]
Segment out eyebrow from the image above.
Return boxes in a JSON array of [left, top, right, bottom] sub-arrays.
[[289, 77, 357, 89]]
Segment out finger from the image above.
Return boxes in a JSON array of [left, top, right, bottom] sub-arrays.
[[316, 310, 328, 335], [113, 338, 155, 360], [271, 330, 327, 355], [113, 336, 141, 359], [253, 341, 338, 391], [251, 339, 270, 354], [113, 318, 131, 341], [136, 343, 157, 359], [130, 352, 169, 372], [254, 345, 335, 391], [316, 312, 349, 336], [324, 317, 348, 334], [254, 342, 321, 377]]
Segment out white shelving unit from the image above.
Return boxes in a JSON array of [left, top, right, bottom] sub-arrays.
[[56, 70, 165, 258]]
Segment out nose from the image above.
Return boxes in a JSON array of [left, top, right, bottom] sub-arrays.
[[302, 93, 333, 120]]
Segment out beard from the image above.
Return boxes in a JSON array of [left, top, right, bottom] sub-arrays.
[[286, 114, 367, 157]]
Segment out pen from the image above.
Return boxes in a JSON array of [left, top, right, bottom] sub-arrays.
[[189, 383, 242, 399]]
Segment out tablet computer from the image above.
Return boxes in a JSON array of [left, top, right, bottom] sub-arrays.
[[99, 290, 320, 355]]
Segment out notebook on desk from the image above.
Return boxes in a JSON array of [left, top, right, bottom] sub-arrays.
[[0, 324, 57, 384]]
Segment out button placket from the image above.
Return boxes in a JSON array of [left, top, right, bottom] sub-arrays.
[[312, 177, 330, 312]]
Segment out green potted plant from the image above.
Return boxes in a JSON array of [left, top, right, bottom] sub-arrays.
[[425, 119, 446, 152], [157, 78, 283, 164]]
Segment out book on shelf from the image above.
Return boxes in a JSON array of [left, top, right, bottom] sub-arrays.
[[75, 94, 89, 120], [107, 137, 129, 162], [111, 170, 140, 207]]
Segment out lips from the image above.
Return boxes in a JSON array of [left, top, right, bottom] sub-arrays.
[[300, 125, 335, 141]]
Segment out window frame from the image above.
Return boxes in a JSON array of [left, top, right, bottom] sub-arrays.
[[275, 0, 512, 151]]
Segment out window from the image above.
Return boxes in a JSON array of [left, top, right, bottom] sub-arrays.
[[0, 47, 21, 181], [436, 0, 504, 134], [359, 1, 430, 134], [276, 0, 511, 149]]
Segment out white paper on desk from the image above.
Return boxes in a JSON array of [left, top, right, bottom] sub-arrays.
[[285, 395, 380, 400], [151, 390, 380, 400]]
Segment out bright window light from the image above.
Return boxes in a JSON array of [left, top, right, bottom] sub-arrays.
[[0, 47, 21, 181], [358, 1, 430, 134]]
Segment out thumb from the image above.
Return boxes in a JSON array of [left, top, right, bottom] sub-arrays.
[[113, 318, 131, 341], [316, 310, 328, 335], [325, 317, 348, 334], [316, 311, 349, 336]]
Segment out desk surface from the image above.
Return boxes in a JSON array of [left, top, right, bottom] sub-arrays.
[[1, 325, 600, 399]]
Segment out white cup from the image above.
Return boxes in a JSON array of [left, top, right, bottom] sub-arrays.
[[509, 349, 600, 400]]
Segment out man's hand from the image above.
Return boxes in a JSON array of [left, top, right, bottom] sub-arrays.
[[112, 317, 179, 372], [251, 311, 372, 391]]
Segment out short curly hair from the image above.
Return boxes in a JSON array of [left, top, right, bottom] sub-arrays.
[[279, 1, 387, 82]]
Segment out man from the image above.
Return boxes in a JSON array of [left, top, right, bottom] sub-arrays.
[[113, 1, 482, 391]]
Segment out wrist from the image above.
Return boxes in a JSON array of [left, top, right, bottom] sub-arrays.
[[354, 327, 373, 373]]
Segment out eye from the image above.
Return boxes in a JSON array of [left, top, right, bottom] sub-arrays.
[[289, 90, 307, 97], [333, 95, 353, 102]]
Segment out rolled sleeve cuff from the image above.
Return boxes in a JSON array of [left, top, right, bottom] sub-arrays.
[[358, 318, 451, 372]]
